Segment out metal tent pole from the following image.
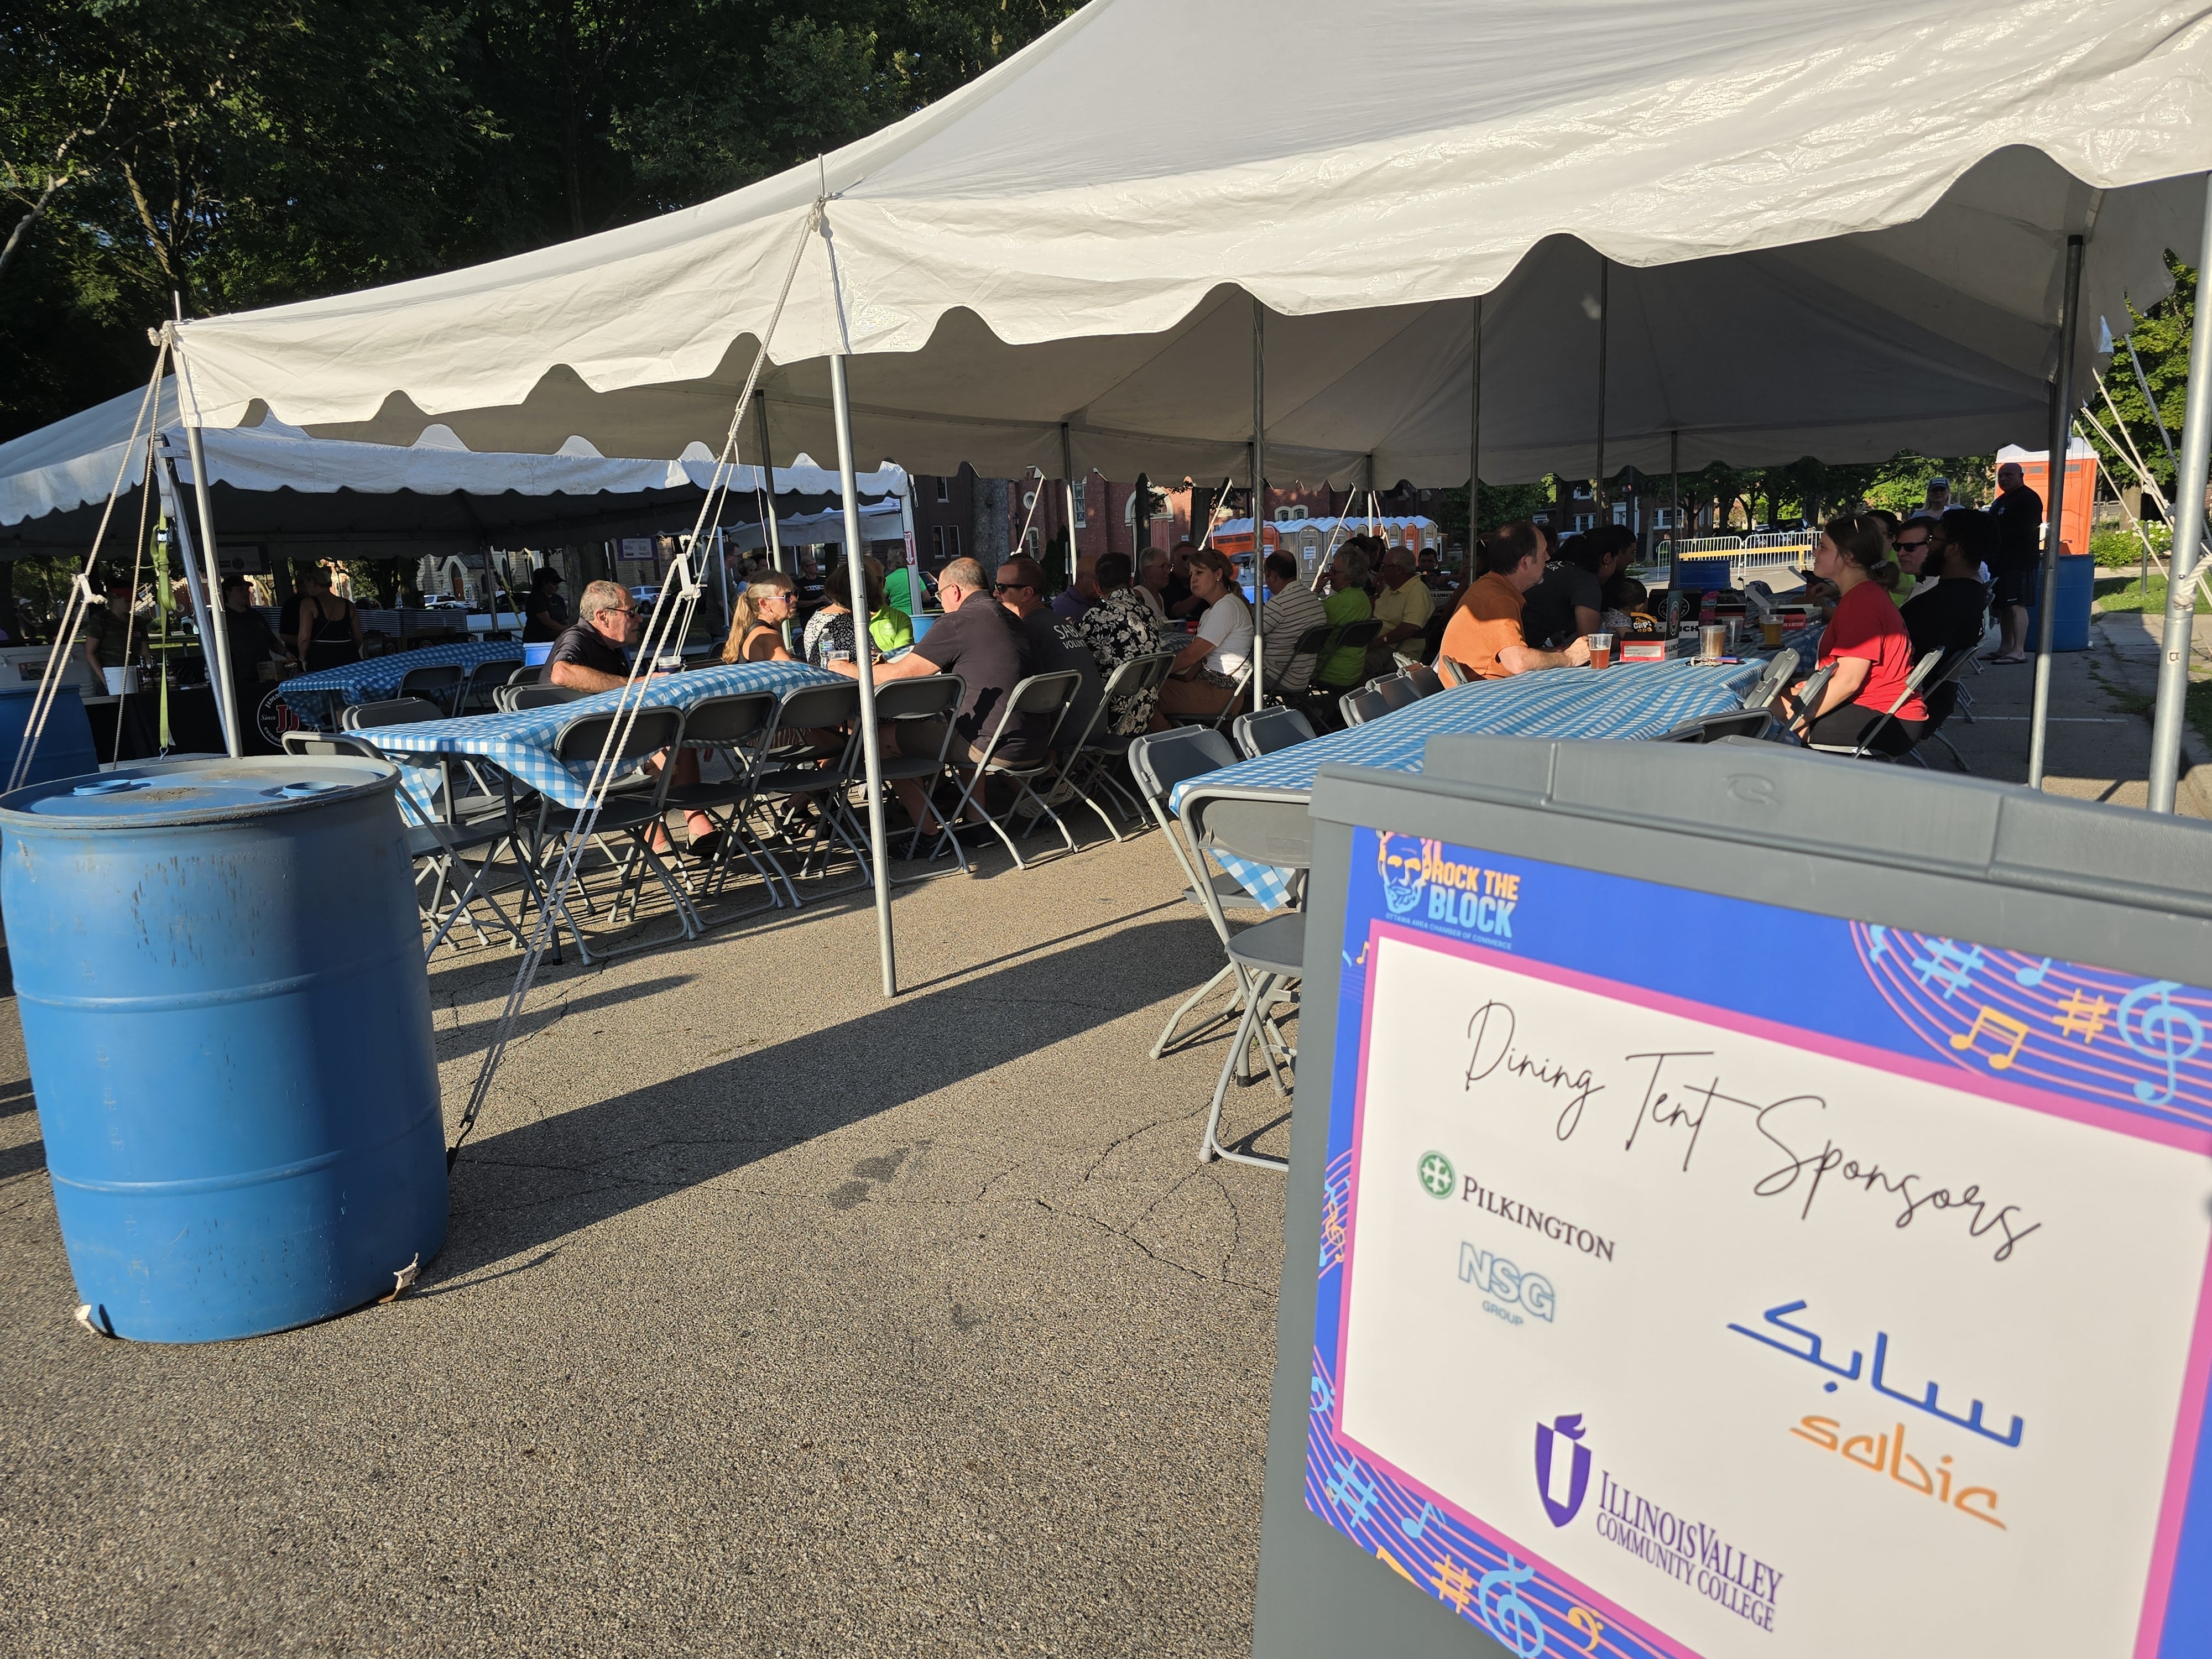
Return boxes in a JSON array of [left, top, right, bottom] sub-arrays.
[[153, 440, 239, 758], [1251, 298, 1266, 713], [2028, 233, 2085, 792], [1469, 295, 1482, 558], [1060, 424, 1078, 590], [714, 525, 731, 633], [179, 425, 242, 758], [1594, 258, 1610, 520], [2150, 179, 2212, 812], [830, 354, 896, 995], [754, 393, 785, 575]]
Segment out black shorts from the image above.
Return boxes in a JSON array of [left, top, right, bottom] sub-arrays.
[[1992, 567, 2037, 609], [1806, 702, 1926, 757]]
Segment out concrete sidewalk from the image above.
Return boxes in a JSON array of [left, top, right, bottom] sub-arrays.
[[0, 834, 1291, 1657]]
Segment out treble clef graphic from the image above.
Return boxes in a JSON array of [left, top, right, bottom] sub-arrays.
[[2117, 980, 2205, 1108], [1476, 1556, 1547, 1658]]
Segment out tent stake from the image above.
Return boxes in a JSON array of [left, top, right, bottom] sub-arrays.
[[1251, 298, 1266, 713], [2150, 178, 2212, 811], [830, 353, 898, 995], [2027, 234, 2084, 792]]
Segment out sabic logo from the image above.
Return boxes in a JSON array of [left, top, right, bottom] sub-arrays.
[[1536, 1413, 1592, 1527]]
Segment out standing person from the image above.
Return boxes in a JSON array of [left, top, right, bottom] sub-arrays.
[[220, 576, 284, 753], [992, 554, 1102, 744], [1316, 543, 1375, 686], [1258, 551, 1329, 696], [1366, 543, 1438, 675], [1985, 460, 2042, 663], [1052, 553, 1101, 622], [1438, 521, 1592, 680], [523, 567, 568, 641], [1071, 551, 1167, 734], [295, 566, 362, 672], [80, 572, 143, 686], [1154, 548, 1253, 726], [1778, 514, 1929, 753], [1922, 476, 1953, 519], [1134, 547, 1173, 624], [718, 569, 797, 663]]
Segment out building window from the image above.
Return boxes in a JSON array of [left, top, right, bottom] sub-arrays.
[[943, 525, 961, 561], [930, 526, 945, 559], [1572, 483, 1593, 500], [1611, 503, 1629, 526], [1572, 513, 1596, 531], [933, 476, 950, 503]]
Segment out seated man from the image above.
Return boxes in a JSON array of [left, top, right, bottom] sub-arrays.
[[1052, 553, 1101, 622], [1901, 509, 1995, 663], [1154, 548, 1253, 725], [1258, 551, 1329, 695], [1520, 528, 1633, 651], [991, 555, 1103, 743], [1366, 543, 1437, 677], [1439, 522, 1592, 679], [828, 556, 1035, 833], [542, 579, 713, 854]]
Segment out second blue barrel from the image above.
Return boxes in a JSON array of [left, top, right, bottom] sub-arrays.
[[2022, 553, 2095, 652], [0, 757, 446, 1342], [0, 684, 98, 787]]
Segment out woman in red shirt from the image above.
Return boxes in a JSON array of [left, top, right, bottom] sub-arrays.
[[1782, 514, 1929, 754]]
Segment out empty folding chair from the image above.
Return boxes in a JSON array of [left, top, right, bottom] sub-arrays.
[[398, 662, 467, 713], [506, 664, 542, 687], [1338, 684, 1393, 727], [747, 681, 865, 901], [1128, 728, 1293, 1067], [1739, 648, 1800, 712], [523, 706, 696, 961], [1656, 709, 1775, 743], [455, 658, 515, 715], [654, 689, 783, 920], [1052, 651, 1176, 842], [498, 684, 588, 712], [1179, 785, 1312, 1171], [862, 674, 969, 875], [1400, 661, 1444, 700], [1231, 705, 1316, 761], [933, 671, 1083, 869], [341, 696, 448, 731]]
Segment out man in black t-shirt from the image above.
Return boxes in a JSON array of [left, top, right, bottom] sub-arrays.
[[1903, 510, 1994, 664], [1519, 531, 1631, 650], [991, 554, 1102, 743], [1987, 461, 2043, 662], [541, 580, 637, 687]]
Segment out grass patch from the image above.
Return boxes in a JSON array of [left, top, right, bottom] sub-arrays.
[[2093, 574, 2211, 615], [2102, 676, 2212, 751]]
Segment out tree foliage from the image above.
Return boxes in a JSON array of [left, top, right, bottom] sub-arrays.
[[0, 0, 1078, 441]]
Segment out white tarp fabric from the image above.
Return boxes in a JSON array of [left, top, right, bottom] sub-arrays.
[[168, 0, 2212, 486], [724, 499, 905, 551], [0, 378, 906, 528]]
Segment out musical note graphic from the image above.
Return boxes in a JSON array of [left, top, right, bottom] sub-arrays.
[[2049, 989, 2111, 1044], [1310, 1368, 1334, 1415], [1432, 1554, 1477, 1614], [1912, 939, 1985, 999], [2118, 980, 2205, 1109], [2013, 956, 2052, 988], [1475, 1557, 1548, 1658], [1567, 1607, 1606, 1654], [1949, 1006, 2030, 1071], [1401, 1501, 1439, 1542], [1326, 1460, 1379, 1528], [1867, 925, 1890, 961]]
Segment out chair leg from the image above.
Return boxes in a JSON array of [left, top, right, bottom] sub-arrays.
[[1932, 731, 1970, 772], [1153, 960, 1241, 1058], [1201, 972, 1290, 1172]]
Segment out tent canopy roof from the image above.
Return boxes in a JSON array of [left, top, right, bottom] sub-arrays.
[[170, 0, 2212, 487]]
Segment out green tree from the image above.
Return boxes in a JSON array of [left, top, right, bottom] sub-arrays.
[[2087, 254, 2194, 498]]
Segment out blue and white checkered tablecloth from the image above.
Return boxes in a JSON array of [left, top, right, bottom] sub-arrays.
[[359, 660, 838, 810], [1171, 658, 1764, 906], [280, 641, 527, 727]]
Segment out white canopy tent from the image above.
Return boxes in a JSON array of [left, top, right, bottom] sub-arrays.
[[152, 0, 2212, 1005], [0, 378, 907, 558]]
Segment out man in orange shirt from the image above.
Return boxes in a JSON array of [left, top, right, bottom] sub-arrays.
[[1439, 521, 1593, 679]]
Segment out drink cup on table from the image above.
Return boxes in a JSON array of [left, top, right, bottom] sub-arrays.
[[1586, 632, 1613, 670], [1761, 618, 1785, 648], [1699, 623, 1726, 662]]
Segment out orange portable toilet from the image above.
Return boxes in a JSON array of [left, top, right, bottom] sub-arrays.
[[2000, 439, 2097, 556]]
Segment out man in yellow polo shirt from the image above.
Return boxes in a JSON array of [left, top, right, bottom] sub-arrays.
[[1367, 541, 1436, 676]]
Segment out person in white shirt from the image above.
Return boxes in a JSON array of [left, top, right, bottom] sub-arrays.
[[1259, 550, 1329, 695], [1154, 547, 1253, 724]]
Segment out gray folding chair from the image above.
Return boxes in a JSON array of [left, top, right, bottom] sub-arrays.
[[1052, 650, 1177, 843], [1127, 728, 1294, 1071], [1179, 785, 1311, 1171], [1893, 647, 1983, 771], [1657, 709, 1774, 744], [1231, 705, 1316, 760], [525, 706, 696, 961], [455, 658, 514, 714], [1265, 622, 1335, 700], [1338, 683, 1393, 727], [863, 674, 968, 877], [498, 684, 587, 712], [655, 689, 784, 920], [398, 662, 467, 713], [342, 696, 447, 731], [748, 681, 868, 900], [1806, 649, 1945, 761], [932, 670, 1083, 869], [505, 664, 542, 687], [1740, 648, 1800, 712], [1400, 661, 1444, 700]]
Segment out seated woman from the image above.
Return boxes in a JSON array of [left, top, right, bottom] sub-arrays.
[[1153, 547, 1253, 725], [719, 570, 797, 662], [1780, 514, 1929, 755]]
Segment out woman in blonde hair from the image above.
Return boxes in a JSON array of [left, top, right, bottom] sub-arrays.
[[719, 569, 797, 664]]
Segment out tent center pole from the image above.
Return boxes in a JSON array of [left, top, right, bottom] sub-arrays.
[[1594, 258, 1610, 520], [1060, 423, 1078, 592], [2028, 233, 2085, 792], [1469, 295, 1482, 565], [153, 437, 239, 758], [754, 393, 785, 577], [1252, 298, 1266, 714], [1670, 429, 1681, 579], [829, 354, 897, 997], [2150, 179, 2212, 811]]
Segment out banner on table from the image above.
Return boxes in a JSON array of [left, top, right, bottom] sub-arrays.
[[1310, 826, 2212, 1659]]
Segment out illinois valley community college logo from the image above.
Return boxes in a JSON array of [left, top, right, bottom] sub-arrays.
[[1536, 1413, 1592, 1526]]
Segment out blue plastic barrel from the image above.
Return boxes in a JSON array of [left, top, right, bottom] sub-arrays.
[[0, 685, 98, 787], [0, 757, 446, 1341], [2023, 554, 2095, 653]]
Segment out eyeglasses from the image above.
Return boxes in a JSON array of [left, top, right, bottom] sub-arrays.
[[1896, 537, 1931, 552], [993, 582, 1032, 594]]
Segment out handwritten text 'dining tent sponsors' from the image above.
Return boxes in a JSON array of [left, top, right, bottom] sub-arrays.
[[1308, 830, 2212, 1659]]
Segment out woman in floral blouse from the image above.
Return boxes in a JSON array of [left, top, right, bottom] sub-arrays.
[[1071, 550, 1167, 733]]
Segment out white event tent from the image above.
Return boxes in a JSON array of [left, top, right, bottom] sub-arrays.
[[155, 0, 2212, 993], [0, 378, 907, 560]]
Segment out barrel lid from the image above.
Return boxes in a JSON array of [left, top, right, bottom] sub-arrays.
[[0, 757, 395, 828]]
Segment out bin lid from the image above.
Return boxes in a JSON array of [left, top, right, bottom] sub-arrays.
[[0, 757, 395, 829]]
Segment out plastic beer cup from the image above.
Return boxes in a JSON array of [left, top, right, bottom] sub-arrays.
[[1586, 632, 1613, 669]]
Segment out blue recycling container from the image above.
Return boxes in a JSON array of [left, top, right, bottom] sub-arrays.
[[2022, 553, 2095, 653], [0, 757, 446, 1341], [0, 685, 98, 787]]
